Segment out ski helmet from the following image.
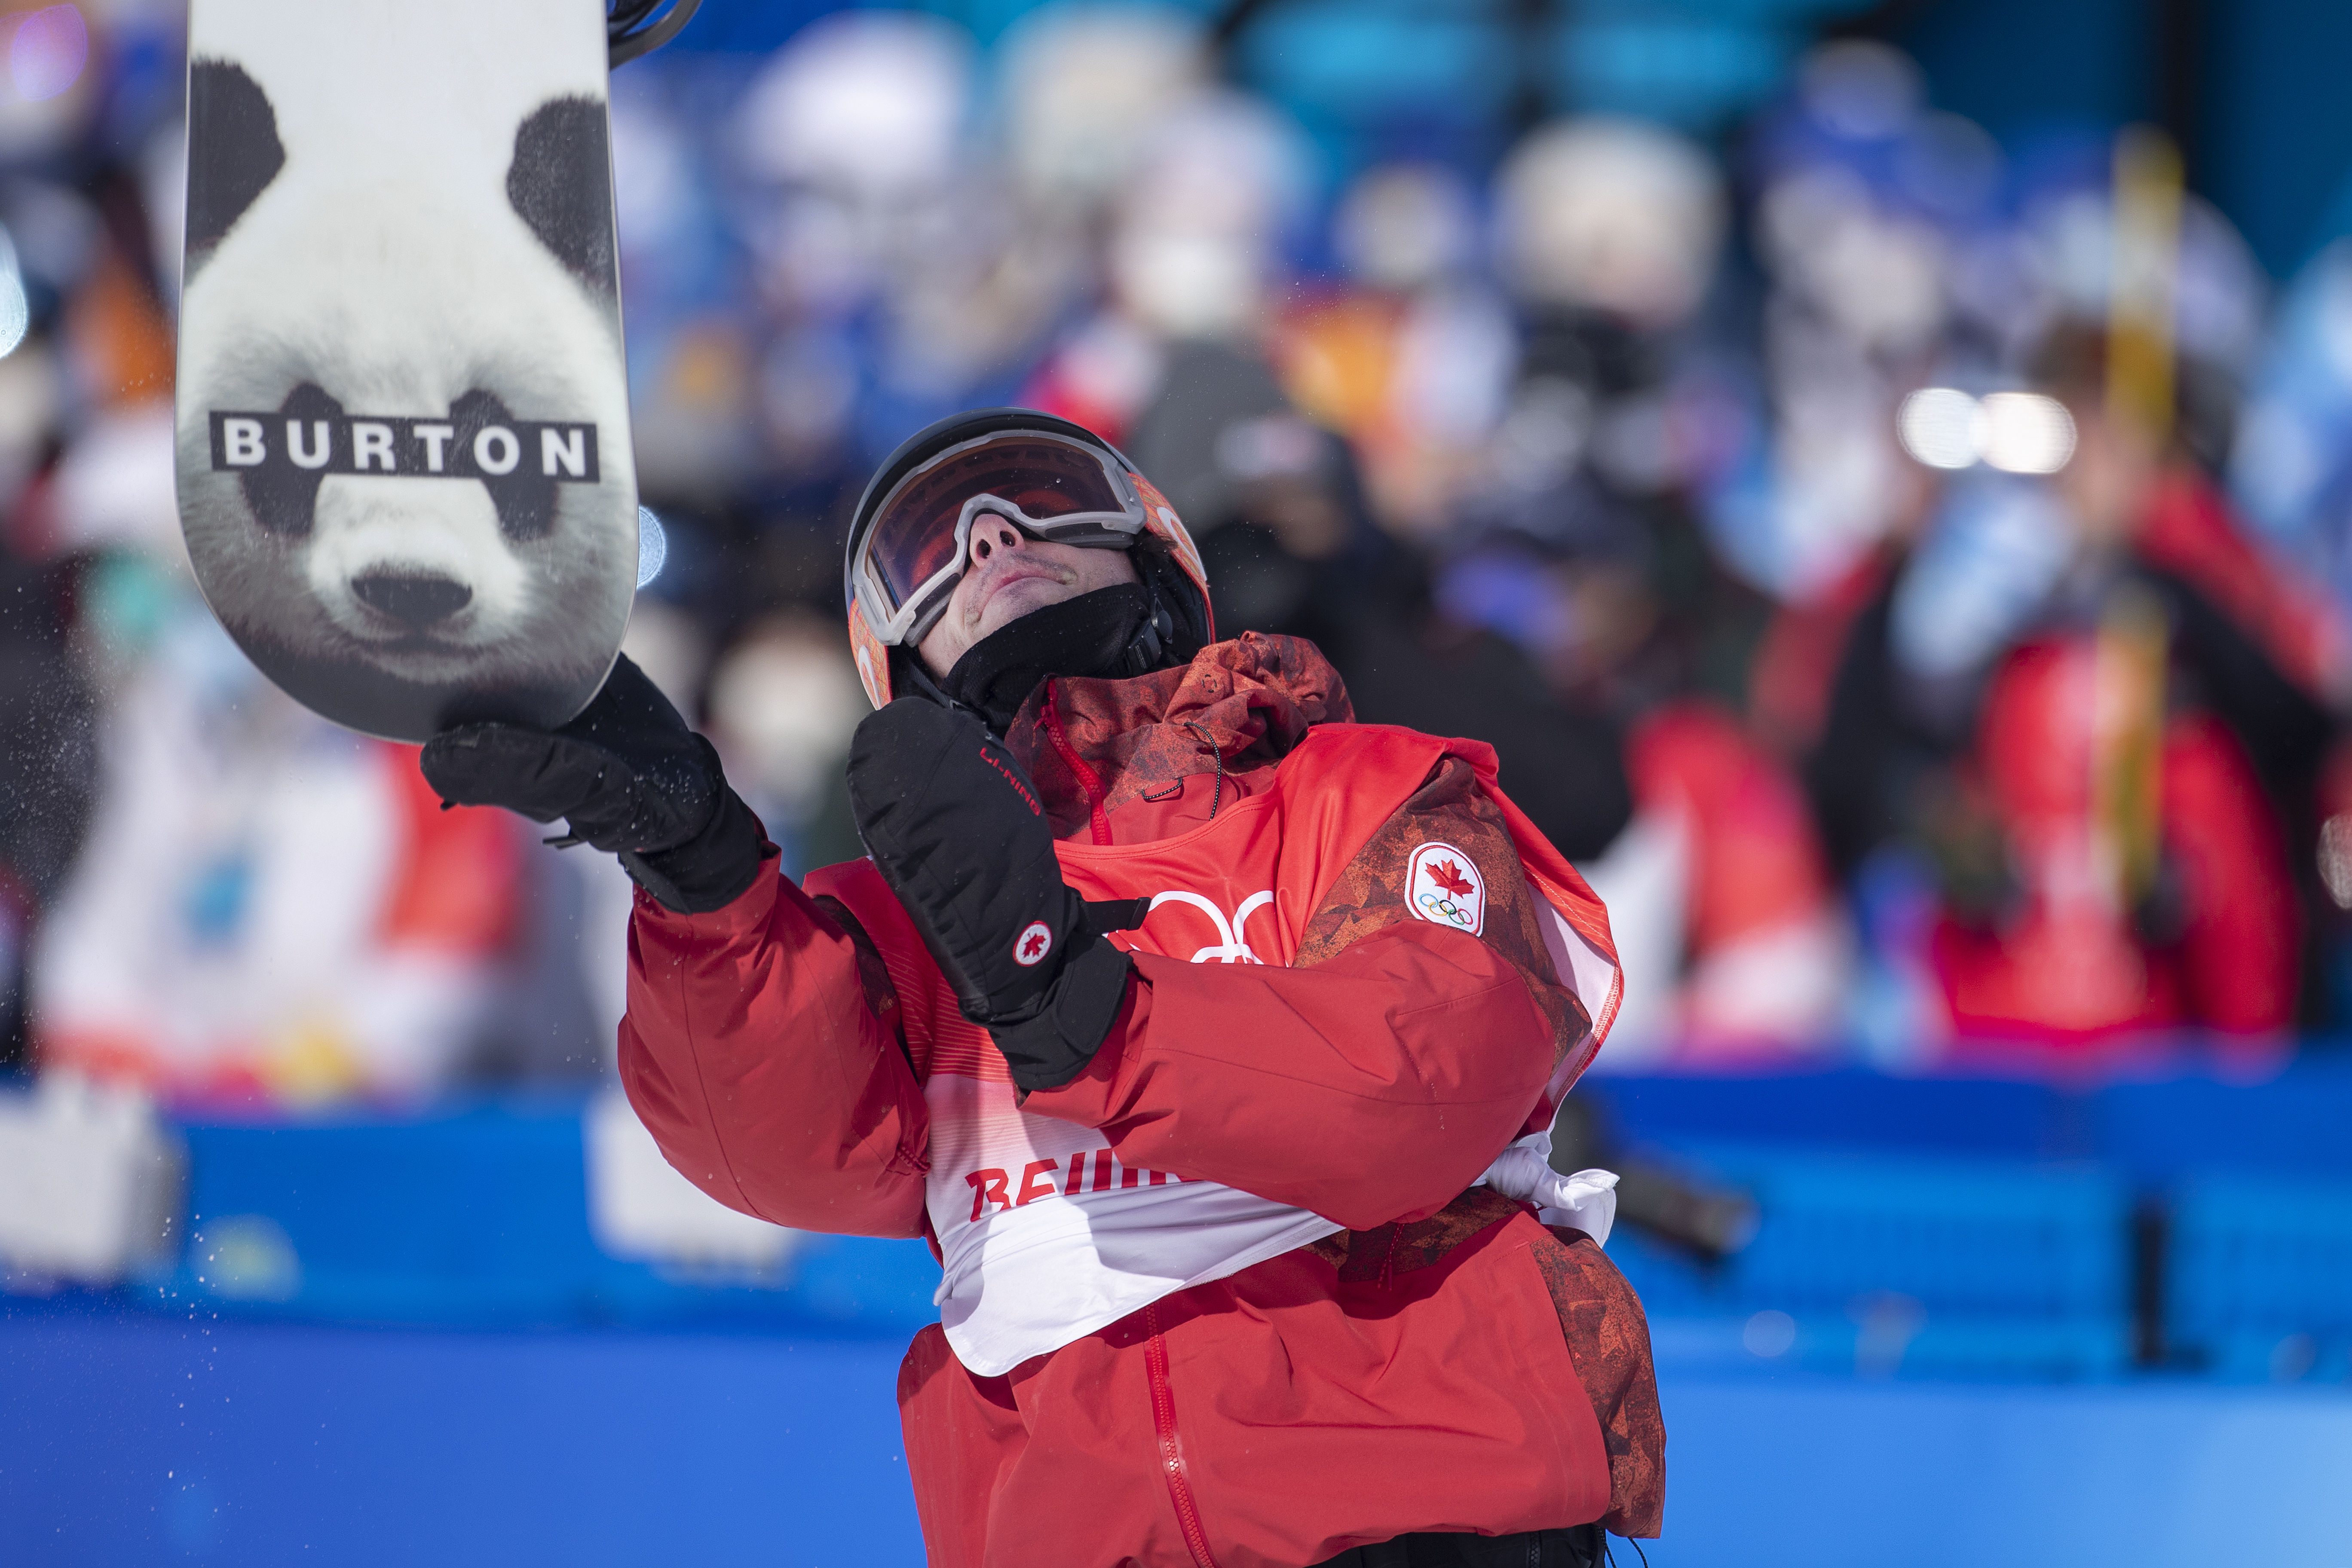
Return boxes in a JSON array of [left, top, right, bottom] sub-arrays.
[[844, 407, 1213, 708]]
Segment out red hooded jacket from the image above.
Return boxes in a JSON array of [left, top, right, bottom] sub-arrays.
[[619, 635, 1662, 1567]]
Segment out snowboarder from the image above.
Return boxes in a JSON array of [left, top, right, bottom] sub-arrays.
[[423, 409, 1663, 1567]]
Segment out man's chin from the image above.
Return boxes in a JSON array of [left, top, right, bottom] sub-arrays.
[[974, 580, 1082, 639]]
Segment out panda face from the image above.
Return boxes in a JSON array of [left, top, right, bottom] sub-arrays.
[[174, 26, 636, 742]]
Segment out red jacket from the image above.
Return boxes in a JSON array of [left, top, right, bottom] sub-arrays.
[[620, 635, 1662, 1566]]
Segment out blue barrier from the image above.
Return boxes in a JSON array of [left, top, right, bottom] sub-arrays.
[[1608, 1144, 2132, 1379], [157, 1102, 937, 1335], [166, 1104, 604, 1326], [1712, 1147, 2127, 1320], [85, 1065, 2352, 1387], [2168, 1172, 2352, 1381]]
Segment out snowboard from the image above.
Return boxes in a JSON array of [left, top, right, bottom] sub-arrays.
[[174, 0, 637, 743]]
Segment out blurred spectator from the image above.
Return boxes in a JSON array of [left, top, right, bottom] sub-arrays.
[[2233, 238, 2352, 628], [1452, 110, 1851, 1060], [1810, 311, 2340, 1051], [2230, 236, 2352, 1024], [1273, 161, 1514, 540], [704, 609, 866, 876], [1707, 43, 1975, 603], [1024, 67, 1314, 462], [33, 603, 537, 1102]]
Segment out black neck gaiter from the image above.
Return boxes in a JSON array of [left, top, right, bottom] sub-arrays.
[[940, 583, 1152, 731]]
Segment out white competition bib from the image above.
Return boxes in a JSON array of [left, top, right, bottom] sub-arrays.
[[923, 1071, 1341, 1378]]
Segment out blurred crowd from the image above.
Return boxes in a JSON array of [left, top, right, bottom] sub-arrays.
[[6, 2, 2352, 1108]]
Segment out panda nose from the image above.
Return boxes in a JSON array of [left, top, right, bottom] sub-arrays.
[[353, 573, 473, 628]]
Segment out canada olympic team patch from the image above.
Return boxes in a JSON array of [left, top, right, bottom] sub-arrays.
[[1406, 841, 1485, 936]]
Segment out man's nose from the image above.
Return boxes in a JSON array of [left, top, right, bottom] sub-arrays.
[[969, 516, 1024, 568]]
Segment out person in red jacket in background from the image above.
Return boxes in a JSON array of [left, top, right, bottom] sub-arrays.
[[1801, 328, 2341, 1054], [423, 410, 1661, 1568]]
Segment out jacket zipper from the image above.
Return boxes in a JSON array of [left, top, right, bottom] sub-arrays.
[[1142, 1300, 1222, 1568], [1040, 680, 1115, 846]]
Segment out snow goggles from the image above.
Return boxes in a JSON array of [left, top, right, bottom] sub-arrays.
[[848, 429, 1150, 648]]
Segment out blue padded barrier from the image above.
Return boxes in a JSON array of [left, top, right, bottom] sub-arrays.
[[1709, 1147, 2127, 1319], [782, 1233, 942, 1335], [1606, 1144, 2133, 1379], [153, 1102, 939, 1335], [161, 1104, 606, 1326], [126, 1078, 2352, 1389], [0, 1299, 929, 1566], [2166, 1172, 2352, 1381]]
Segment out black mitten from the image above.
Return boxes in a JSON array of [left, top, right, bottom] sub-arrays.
[[846, 698, 1133, 1090], [421, 654, 767, 914]]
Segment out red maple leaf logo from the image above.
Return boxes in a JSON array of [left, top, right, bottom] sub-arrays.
[[1021, 931, 1049, 960], [1426, 858, 1475, 899]]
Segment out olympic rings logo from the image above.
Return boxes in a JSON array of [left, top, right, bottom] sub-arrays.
[[1416, 890, 1476, 929]]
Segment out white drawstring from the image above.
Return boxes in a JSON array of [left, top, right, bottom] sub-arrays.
[[1478, 1130, 1618, 1245]]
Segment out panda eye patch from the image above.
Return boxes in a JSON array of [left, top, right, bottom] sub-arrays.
[[239, 381, 344, 536], [507, 97, 615, 293], [450, 389, 559, 542]]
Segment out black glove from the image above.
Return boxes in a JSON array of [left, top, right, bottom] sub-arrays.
[[420, 654, 767, 914], [846, 698, 1136, 1090]]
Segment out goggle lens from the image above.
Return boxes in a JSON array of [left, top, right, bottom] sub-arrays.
[[866, 437, 1133, 612]]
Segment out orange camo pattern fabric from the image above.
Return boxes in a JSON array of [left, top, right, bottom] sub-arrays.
[[1303, 1184, 1528, 1281], [1294, 752, 1593, 1080], [1532, 1224, 1667, 1538], [1003, 631, 1349, 837]]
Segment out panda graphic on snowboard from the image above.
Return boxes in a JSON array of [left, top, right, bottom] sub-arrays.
[[174, 3, 637, 742]]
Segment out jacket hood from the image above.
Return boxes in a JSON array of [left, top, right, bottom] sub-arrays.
[[1004, 633, 1352, 836]]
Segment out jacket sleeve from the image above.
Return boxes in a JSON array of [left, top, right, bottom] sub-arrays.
[[1023, 755, 1589, 1231], [618, 858, 931, 1237]]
